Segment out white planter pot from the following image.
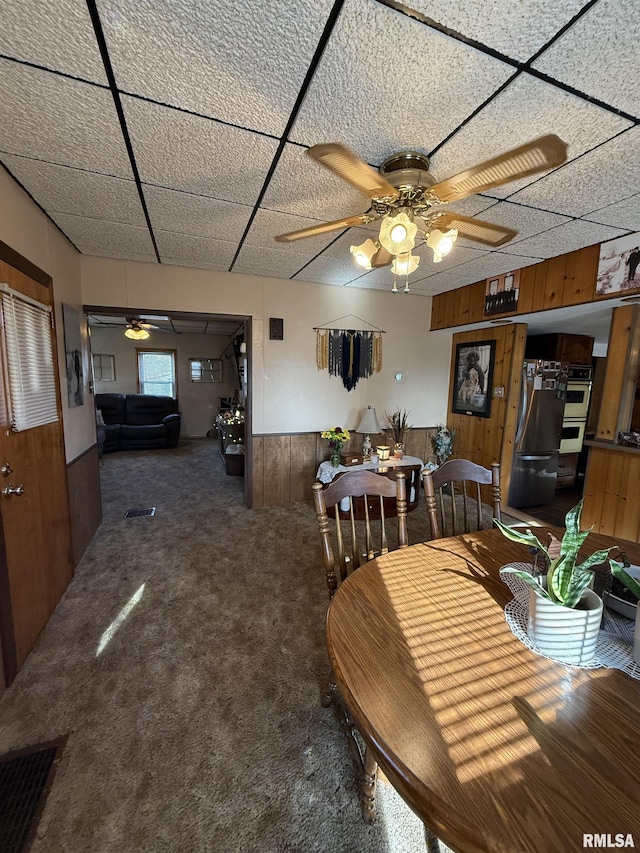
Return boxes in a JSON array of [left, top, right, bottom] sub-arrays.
[[528, 587, 603, 665], [634, 608, 640, 666]]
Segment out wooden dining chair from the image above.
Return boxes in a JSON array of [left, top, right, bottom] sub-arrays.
[[312, 468, 408, 598], [423, 459, 501, 539], [312, 469, 408, 826]]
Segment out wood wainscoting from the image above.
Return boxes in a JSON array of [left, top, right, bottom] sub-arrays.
[[251, 427, 438, 508], [67, 443, 102, 566]]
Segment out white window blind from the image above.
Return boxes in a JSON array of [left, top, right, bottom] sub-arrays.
[[0, 283, 58, 431]]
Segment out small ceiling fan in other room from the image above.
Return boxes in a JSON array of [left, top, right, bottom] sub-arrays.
[[124, 317, 159, 340], [275, 134, 567, 292]]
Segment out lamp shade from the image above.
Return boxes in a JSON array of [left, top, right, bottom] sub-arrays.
[[356, 405, 382, 434], [124, 327, 150, 340]]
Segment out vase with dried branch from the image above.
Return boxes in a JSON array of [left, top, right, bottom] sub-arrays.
[[385, 409, 412, 458]]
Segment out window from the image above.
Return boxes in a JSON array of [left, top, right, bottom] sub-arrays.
[[92, 353, 115, 381], [137, 349, 176, 397], [189, 358, 222, 382]]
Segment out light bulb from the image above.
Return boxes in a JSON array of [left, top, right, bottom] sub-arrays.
[[391, 253, 420, 276], [427, 228, 458, 263], [390, 224, 408, 243], [350, 238, 378, 269]]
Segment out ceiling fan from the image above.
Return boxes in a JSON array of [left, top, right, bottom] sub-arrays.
[[124, 317, 160, 340], [275, 135, 567, 291]]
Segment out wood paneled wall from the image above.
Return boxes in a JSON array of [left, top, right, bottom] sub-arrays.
[[431, 244, 606, 330], [67, 444, 102, 566], [582, 445, 640, 539], [448, 324, 527, 498], [251, 427, 437, 508]]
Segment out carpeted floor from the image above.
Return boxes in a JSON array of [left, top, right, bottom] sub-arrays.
[[0, 438, 459, 853]]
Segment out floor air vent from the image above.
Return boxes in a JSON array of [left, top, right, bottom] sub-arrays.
[[0, 738, 65, 853], [124, 507, 157, 518]]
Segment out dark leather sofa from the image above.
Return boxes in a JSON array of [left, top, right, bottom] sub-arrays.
[[96, 393, 181, 453]]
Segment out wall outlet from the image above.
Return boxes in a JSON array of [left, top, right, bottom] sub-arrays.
[[493, 386, 505, 398]]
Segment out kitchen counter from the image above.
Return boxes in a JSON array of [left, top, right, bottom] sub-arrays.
[[584, 438, 640, 456]]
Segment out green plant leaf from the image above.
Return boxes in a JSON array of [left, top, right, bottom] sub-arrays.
[[575, 547, 618, 573], [610, 560, 640, 600], [548, 554, 572, 604], [493, 519, 547, 555], [500, 567, 550, 599], [563, 569, 593, 608]]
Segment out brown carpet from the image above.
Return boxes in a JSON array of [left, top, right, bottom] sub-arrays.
[[0, 439, 450, 852]]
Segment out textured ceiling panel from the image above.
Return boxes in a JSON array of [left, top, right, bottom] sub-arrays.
[[123, 97, 279, 202], [143, 186, 253, 241], [446, 252, 542, 288], [583, 194, 640, 231], [510, 129, 640, 216], [409, 245, 490, 282], [244, 207, 341, 255], [1, 0, 107, 82], [155, 230, 237, 270], [290, 0, 513, 160], [408, 0, 587, 62], [2, 155, 144, 224], [457, 201, 571, 251], [97, 0, 334, 135], [51, 213, 155, 256], [533, 0, 640, 118], [431, 74, 632, 201], [500, 219, 626, 258], [232, 245, 314, 279], [292, 254, 367, 286], [0, 60, 131, 175]]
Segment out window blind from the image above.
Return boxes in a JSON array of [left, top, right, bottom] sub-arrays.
[[0, 283, 59, 431]]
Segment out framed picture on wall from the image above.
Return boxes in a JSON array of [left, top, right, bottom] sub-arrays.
[[451, 340, 496, 418]]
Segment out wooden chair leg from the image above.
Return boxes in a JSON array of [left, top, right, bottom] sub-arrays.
[[424, 824, 441, 852], [361, 746, 378, 824]]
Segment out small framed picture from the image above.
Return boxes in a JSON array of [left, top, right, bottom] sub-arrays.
[[451, 340, 496, 418]]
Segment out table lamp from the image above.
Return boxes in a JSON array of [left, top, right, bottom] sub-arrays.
[[356, 405, 381, 458]]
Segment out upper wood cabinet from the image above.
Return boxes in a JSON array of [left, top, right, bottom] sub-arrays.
[[525, 333, 594, 365]]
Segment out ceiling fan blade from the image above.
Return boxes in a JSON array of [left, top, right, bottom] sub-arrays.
[[427, 211, 518, 246], [275, 213, 380, 243], [429, 134, 568, 203], [307, 144, 400, 200]]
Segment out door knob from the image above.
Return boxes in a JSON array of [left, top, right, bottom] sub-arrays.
[[2, 484, 24, 496], [1, 463, 13, 476]]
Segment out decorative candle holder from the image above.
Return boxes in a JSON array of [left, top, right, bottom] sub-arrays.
[[376, 445, 390, 461]]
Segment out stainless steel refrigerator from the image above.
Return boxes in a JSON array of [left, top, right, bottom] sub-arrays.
[[508, 360, 568, 508]]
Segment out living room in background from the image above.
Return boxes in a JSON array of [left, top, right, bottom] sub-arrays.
[[137, 349, 177, 398], [92, 354, 115, 382]]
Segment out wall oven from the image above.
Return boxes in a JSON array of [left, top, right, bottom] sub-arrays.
[[563, 366, 592, 419], [560, 420, 587, 454]]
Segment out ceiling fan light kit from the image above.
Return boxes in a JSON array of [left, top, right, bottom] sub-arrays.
[[124, 326, 150, 340], [276, 135, 568, 292]]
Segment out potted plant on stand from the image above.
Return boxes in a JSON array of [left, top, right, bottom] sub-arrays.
[[385, 409, 412, 458], [495, 500, 640, 665]]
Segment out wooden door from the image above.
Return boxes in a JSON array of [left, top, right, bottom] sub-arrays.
[[0, 257, 73, 686]]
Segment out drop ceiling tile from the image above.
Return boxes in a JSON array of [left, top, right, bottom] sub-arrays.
[[501, 219, 626, 258], [412, 271, 467, 295], [86, 248, 158, 263], [97, 0, 334, 135], [1, 0, 107, 82], [143, 186, 253, 241], [0, 61, 131, 176], [410, 245, 490, 281], [408, 0, 586, 62], [292, 254, 365, 286], [2, 155, 144, 224], [290, 0, 513, 160], [122, 97, 279, 202], [583, 194, 640, 231], [232, 245, 313, 279], [155, 230, 237, 270], [533, 0, 640, 117], [245, 208, 344, 255], [52, 213, 155, 256], [346, 266, 400, 292], [510, 128, 640, 216], [430, 74, 632, 201]]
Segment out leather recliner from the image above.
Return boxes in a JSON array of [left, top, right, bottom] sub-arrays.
[[96, 393, 181, 453]]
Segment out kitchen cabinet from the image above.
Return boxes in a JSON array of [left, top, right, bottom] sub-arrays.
[[557, 452, 579, 489], [525, 333, 594, 365]]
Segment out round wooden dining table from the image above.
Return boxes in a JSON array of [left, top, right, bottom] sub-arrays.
[[326, 527, 640, 853]]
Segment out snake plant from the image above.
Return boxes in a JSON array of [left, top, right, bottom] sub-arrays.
[[495, 500, 640, 608]]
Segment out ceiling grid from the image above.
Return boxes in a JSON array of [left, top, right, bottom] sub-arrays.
[[0, 0, 638, 295]]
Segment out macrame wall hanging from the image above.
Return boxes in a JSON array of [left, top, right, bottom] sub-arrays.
[[314, 314, 384, 391]]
